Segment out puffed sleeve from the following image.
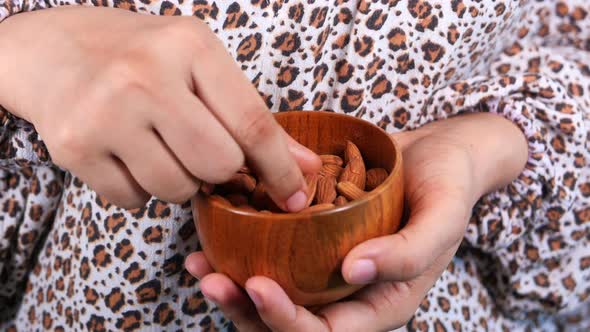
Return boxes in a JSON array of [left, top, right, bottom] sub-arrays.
[[0, 0, 49, 22], [0, 108, 53, 170], [0, 107, 63, 302], [418, 0, 589, 317], [0, 0, 54, 168], [0, 0, 63, 301]]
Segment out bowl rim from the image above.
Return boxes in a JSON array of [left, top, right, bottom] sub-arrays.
[[201, 111, 403, 219]]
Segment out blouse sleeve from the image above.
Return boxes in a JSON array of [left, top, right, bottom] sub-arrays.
[[0, 0, 54, 168], [0, 0, 60, 295], [0, 110, 58, 299], [0, 0, 49, 22], [0, 107, 53, 170], [418, 0, 590, 252], [418, 0, 589, 316]]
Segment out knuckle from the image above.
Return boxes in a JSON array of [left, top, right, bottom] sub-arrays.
[[83, 102, 117, 130], [393, 313, 414, 330], [369, 282, 416, 331], [266, 165, 297, 188], [100, 58, 151, 97], [237, 109, 277, 150], [111, 194, 148, 210], [50, 124, 91, 167], [190, 139, 244, 184], [208, 154, 244, 184], [165, 181, 199, 204], [191, 32, 217, 55], [398, 255, 425, 280], [165, 18, 214, 51], [392, 232, 428, 279]]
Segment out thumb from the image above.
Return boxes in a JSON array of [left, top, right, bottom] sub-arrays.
[[342, 195, 468, 284]]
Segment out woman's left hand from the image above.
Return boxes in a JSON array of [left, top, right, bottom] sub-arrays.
[[184, 113, 528, 331]]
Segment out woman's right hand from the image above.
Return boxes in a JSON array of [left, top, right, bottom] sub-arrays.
[[0, 7, 320, 210]]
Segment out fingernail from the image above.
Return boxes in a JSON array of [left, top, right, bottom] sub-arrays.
[[245, 287, 263, 310], [348, 259, 377, 284], [286, 190, 307, 212]]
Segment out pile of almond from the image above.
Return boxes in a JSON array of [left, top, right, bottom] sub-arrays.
[[209, 141, 389, 213]]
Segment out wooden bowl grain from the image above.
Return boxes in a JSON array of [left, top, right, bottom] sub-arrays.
[[192, 111, 404, 306]]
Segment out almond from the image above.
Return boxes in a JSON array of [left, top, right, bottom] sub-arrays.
[[366, 168, 389, 191], [251, 182, 280, 211], [300, 203, 335, 213], [238, 165, 251, 174], [236, 205, 257, 212], [223, 173, 257, 193], [226, 193, 249, 207], [251, 182, 266, 206], [316, 176, 337, 204], [265, 196, 282, 212], [214, 139, 375, 211], [334, 196, 348, 206], [304, 174, 319, 207], [339, 157, 366, 190], [319, 164, 343, 178], [344, 141, 362, 164], [200, 182, 215, 195], [336, 181, 366, 201], [320, 154, 343, 166], [210, 195, 231, 206]]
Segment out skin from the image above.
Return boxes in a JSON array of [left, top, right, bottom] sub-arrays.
[[185, 112, 529, 331], [0, 7, 321, 211]]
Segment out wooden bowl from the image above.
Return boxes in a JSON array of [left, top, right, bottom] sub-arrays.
[[192, 111, 404, 306]]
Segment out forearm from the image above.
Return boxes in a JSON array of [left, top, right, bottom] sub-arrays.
[[0, 0, 61, 117], [0, 8, 86, 168], [0, 10, 45, 120]]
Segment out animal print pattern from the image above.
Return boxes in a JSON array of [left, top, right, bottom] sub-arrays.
[[0, 0, 589, 331]]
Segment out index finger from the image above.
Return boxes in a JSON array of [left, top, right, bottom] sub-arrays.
[[189, 26, 308, 211]]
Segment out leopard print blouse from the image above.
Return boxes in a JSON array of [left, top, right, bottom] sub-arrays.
[[0, 0, 588, 331]]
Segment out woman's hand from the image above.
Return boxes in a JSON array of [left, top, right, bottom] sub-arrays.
[[0, 7, 320, 210], [185, 113, 528, 331]]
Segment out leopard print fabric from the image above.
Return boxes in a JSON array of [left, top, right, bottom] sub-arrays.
[[0, 0, 588, 331]]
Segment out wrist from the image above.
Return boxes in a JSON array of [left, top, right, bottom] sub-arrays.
[[465, 113, 528, 196], [0, 8, 72, 122], [400, 113, 528, 203], [425, 113, 528, 198]]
